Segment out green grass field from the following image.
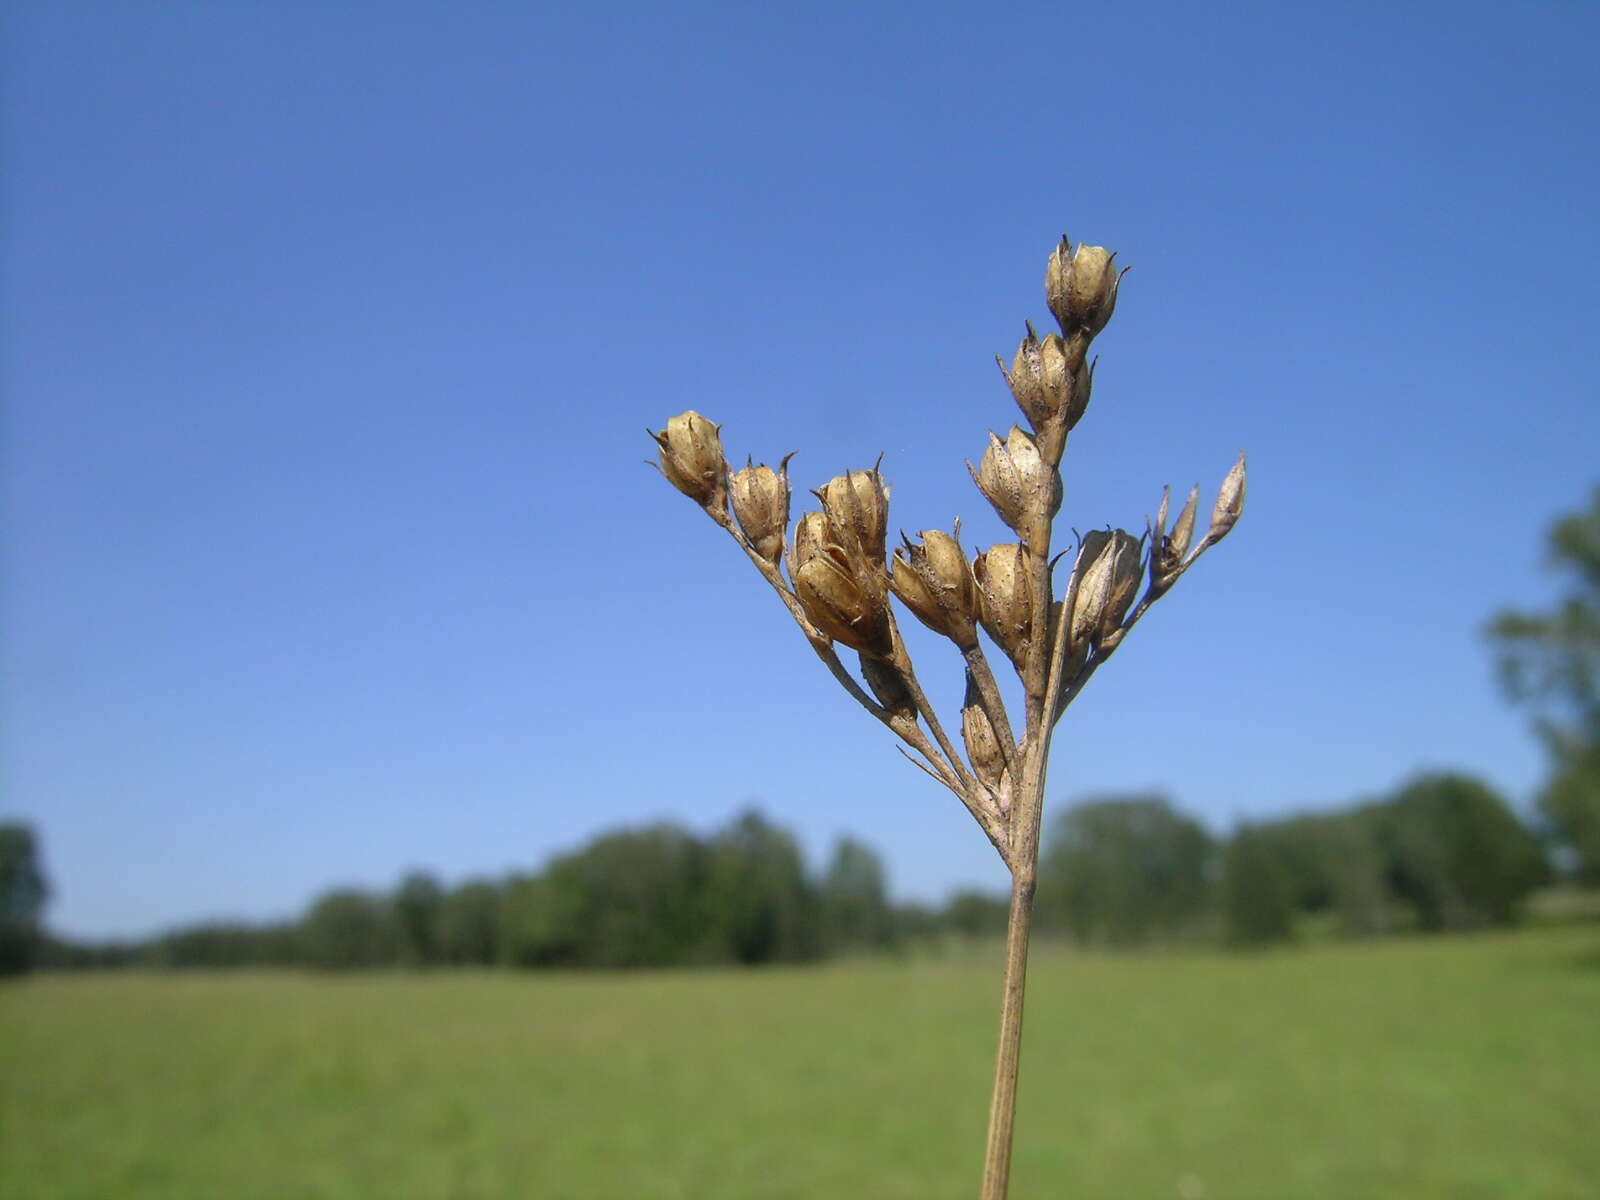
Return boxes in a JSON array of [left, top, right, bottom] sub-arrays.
[[3, 926, 1597, 1199]]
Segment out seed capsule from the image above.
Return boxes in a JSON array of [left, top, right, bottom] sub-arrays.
[[814, 466, 890, 566], [1210, 453, 1247, 541], [861, 655, 917, 722], [1045, 237, 1122, 339], [729, 455, 792, 565], [999, 329, 1093, 443], [973, 543, 1033, 669], [969, 426, 1061, 537], [1069, 530, 1141, 650], [650, 411, 726, 507], [961, 677, 1009, 802], [890, 527, 980, 647]]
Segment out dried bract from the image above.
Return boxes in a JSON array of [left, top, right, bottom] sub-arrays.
[[1210, 453, 1247, 541], [1152, 485, 1199, 592], [970, 426, 1060, 538], [730, 456, 792, 565], [650, 411, 725, 507], [891, 527, 980, 647], [1045, 238, 1121, 339], [973, 543, 1033, 669]]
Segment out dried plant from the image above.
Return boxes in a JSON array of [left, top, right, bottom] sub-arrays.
[[651, 236, 1244, 1199]]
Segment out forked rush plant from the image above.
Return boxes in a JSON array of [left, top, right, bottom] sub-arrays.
[[651, 236, 1245, 1199]]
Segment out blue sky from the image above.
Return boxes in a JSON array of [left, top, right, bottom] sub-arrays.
[[4, 2, 1597, 939]]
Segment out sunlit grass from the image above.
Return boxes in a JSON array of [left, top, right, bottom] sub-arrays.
[[3, 926, 1597, 1198]]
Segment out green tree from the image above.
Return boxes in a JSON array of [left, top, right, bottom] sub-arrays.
[[392, 870, 444, 966], [942, 888, 1010, 938], [436, 879, 502, 965], [703, 810, 821, 965], [1375, 773, 1547, 930], [1220, 824, 1295, 947], [818, 836, 894, 953], [0, 823, 49, 975], [299, 888, 396, 968], [1488, 484, 1600, 880], [1036, 795, 1213, 946]]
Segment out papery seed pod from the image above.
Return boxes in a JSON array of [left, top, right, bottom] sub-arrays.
[[1209, 453, 1247, 541], [815, 466, 890, 564], [1097, 530, 1143, 644], [973, 543, 1033, 668], [1152, 485, 1199, 592], [789, 511, 834, 582], [1045, 238, 1122, 339], [649, 411, 726, 507], [861, 654, 917, 722], [890, 526, 980, 647], [999, 329, 1093, 446], [969, 426, 1061, 537], [794, 554, 892, 657], [961, 677, 1008, 795], [730, 455, 793, 565], [1068, 531, 1115, 650]]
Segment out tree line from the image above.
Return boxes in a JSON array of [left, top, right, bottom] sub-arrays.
[[1, 767, 1559, 974]]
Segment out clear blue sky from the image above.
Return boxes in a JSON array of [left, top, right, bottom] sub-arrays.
[[4, 2, 1597, 939]]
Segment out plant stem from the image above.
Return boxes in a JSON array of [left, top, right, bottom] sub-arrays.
[[981, 868, 1037, 1200]]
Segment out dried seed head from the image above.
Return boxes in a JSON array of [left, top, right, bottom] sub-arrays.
[[1045, 238, 1122, 339], [729, 455, 792, 565], [973, 542, 1033, 669], [650, 411, 726, 507], [794, 551, 892, 658], [891, 526, 980, 647], [1209, 453, 1247, 541], [969, 426, 1061, 537], [815, 466, 890, 565], [961, 677, 1009, 798], [861, 654, 917, 722]]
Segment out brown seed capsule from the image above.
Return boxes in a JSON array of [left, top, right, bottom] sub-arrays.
[[973, 543, 1033, 669], [1209, 453, 1247, 541], [961, 677, 1009, 799], [969, 426, 1061, 537], [795, 556, 891, 657], [650, 411, 726, 506], [1068, 531, 1114, 650], [1097, 529, 1143, 645], [890, 527, 981, 647], [815, 466, 891, 565], [860, 654, 917, 723], [1069, 530, 1141, 650], [998, 329, 1093, 443], [729, 455, 792, 565], [1045, 238, 1122, 339]]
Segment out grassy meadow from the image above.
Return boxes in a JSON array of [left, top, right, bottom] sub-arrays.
[[3, 925, 1598, 1199]]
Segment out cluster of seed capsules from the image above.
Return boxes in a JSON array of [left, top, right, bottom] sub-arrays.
[[651, 238, 1243, 829]]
